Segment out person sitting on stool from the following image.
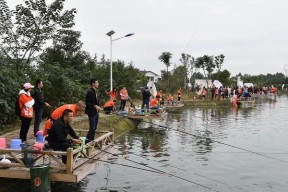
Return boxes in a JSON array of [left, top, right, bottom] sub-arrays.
[[45, 109, 82, 164]]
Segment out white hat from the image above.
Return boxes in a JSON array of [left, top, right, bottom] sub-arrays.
[[23, 83, 34, 89]]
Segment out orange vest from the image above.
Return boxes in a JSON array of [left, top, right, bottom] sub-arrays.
[[167, 94, 173, 101], [177, 89, 182, 97], [43, 104, 77, 136], [150, 98, 158, 107], [104, 100, 115, 108], [157, 91, 162, 101], [19, 92, 34, 118], [202, 89, 207, 95], [51, 104, 77, 119], [120, 89, 128, 100], [108, 90, 118, 100]]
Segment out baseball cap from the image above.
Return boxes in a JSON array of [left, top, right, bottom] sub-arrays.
[[23, 83, 34, 89]]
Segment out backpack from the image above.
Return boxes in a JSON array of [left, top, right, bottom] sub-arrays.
[[15, 94, 23, 117]]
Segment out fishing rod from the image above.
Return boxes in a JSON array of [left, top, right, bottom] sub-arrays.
[[102, 144, 250, 192], [90, 147, 221, 192], [148, 122, 288, 164]]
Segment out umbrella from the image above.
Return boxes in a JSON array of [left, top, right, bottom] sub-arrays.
[[213, 80, 223, 88]]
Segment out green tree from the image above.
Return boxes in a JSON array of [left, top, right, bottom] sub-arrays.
[[158, 52, 172, 72], [179, 53, 195, 89], [212, 69, 231, 86], [0, 0, 76, 70], [214, 54, 225, 72], [195, 55, 215, 85]]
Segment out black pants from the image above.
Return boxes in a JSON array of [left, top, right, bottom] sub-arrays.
[[120, 100, 126, 110], [104, 106, 113, 114], [50, 142, 70, 164], [20, 117, 32, 142], [34, 107, 44, 136]]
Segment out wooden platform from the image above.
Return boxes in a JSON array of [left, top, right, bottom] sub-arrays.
[[236, 99, 255, 108], [125, 107, 166, 120], [0, 131, 114, 183]]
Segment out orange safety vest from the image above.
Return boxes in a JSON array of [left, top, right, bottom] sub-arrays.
[[177, 89, 182, 97], [19, 92, 34, 118], [167, 94, 173, 101], [120, 89, 128, 100], [43, 104, 78, 136], [202, 89, 207, 96], [108, 90, 118, 100], [150, 98, 158, 107], [104, 100, 115, 108]]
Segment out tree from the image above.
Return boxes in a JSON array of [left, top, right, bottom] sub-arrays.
[[195, 55, 215, 85], [212, 69, 231, 86], [158, 52, 172, 72], [0, 0, 77, 70], [214, 54, 225, 72], [179, 53, 195, 89]]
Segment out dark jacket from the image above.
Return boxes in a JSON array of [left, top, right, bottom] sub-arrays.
[[33, 87, 45, 109], [45, 118, 79, 144], [85, 88, 100, 116], [142, 89, 151, 100]]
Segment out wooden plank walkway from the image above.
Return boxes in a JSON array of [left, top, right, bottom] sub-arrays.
[[0, 131, 114, 183]]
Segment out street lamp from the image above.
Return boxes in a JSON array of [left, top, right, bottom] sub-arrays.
[[106, 30, 134, 91]]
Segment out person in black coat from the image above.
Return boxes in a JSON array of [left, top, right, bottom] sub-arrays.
[[45, 109, 81, 163], [141, 86, 151, 112], [85, 78, 101, 141], [33, 79, 51, 136]]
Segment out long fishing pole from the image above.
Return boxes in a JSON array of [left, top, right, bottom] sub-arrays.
[[92, 147, 221, 192], [100, 144, 249, 192], [148, 122, 288, 164]]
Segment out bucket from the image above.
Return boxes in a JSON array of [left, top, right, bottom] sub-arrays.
[[36, 131, 43, 136], [36, 135, 44, 143], [10, 139, 22, 149], [21, 141, 35, 167], [0, 138, 6, 149], [30, 165, 51, 192], [33, 143, 44, 151], [36, 131, 44, 143]]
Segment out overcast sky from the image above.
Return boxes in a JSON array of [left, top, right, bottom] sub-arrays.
[[7, 0, 288, 76]]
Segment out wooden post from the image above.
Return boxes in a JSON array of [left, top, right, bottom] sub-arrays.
[[66, 148, 73, 174]]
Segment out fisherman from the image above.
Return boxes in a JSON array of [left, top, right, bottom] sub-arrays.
[[141, 86, 151, 112], [45, 109, 82, 164], [120, 86, 129, 111], [43, 100, 86, 136], [150, 95, 160, 113], [103, 99, 116, 114], [167, 93, 175, 105]]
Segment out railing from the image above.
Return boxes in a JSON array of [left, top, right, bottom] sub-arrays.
[[0, 131, 113, 175]]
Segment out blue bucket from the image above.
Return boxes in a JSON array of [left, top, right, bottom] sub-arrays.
[[36, 134, 44, 143], [10, 139, 22, 149]]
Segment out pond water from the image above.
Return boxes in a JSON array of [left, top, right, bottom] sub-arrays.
[[4, 95, 288, 192]]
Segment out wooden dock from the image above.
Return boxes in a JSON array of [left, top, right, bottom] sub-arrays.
[[126, 107, 166, 120], [0, 131, 114, 183]]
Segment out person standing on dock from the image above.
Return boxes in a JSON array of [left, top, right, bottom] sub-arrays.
[[120, 86, 129, 111], [85, 79, 101, 141], [19, 83, 35, 142], [177, 87, 182, 103], [141, 86, 151, 112], [33, 79, 51, 137], [107, 87, 118, 101], [45, 109, 82, 164]]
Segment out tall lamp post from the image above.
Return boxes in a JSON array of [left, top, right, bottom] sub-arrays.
[[106, 30, 134, 91]]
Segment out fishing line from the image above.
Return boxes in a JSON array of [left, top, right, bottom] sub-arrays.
[[91, 147, 221, 192], [109, 144, 250, 192], [148, 122, 288, 164]]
